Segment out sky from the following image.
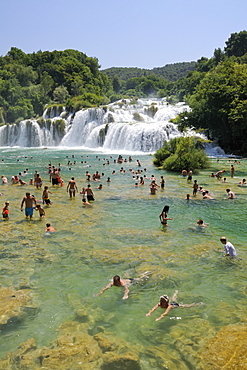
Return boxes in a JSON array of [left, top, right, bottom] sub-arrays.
[[0, 0, 246, 70]]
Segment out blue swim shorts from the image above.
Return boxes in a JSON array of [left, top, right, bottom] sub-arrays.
[[25, 207, 34, 216]]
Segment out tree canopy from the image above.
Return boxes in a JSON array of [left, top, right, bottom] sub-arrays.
[[0, 48, 112, 123], [169, 30, 247, 155], [153, 137, 209, 172]]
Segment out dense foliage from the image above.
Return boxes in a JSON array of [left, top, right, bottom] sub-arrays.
[[102, 62, 196, 82], [0, 48, 112, 123], [102, 63, 196, 102], [170, 30, 247, 155], [153, 137, 209, 172]]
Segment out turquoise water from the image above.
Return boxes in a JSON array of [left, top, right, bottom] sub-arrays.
[[0, 147, 246, 368]]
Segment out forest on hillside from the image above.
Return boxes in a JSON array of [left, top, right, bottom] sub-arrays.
[[102, 62, 196, 82], [0, 31, 247, 155]]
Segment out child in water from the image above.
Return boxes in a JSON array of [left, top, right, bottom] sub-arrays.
[[43, 186, 52, 205], [2, 201, 9, 220], [45, 223, 55, 232], [35, 204, 45, 218]]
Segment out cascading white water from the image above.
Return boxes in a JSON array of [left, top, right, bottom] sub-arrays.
[[0, 119, 62, 147], [0, 98, 205, 152], [60, 98, 192, 152]]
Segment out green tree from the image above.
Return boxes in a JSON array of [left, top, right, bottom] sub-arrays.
[[153, 137, 209, 172], [53, 85, 69, 104], [112, 75, 121, 93], [187, 61, 247, 154], [224, 31, 247, 57]]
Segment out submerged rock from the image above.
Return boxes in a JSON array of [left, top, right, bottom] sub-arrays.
[[0, 286, 33, 326], [198, 324, 247, 369], [0, 321, 141, 370], [101, 352, 141, 370]]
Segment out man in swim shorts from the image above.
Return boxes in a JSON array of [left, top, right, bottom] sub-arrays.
[[20, 192, 37, 219], [85, 184, 95, 201]]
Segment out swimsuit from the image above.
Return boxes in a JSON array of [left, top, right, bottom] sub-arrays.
[[52, 178, 59, 185], [170, 302, 179, 308], [2, 209, 9, 218], [44, 198, 51, 204], [25, 207, 34, 216], [87, 194, 94, 201]]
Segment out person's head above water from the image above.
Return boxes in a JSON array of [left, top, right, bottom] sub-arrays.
[[197, 219, 204, 225], [162, 205, 169, 213], [160, 294, 169, 303], [113, 275, 121, 284]]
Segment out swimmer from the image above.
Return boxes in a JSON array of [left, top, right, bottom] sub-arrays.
[[35, 204, 45, 218], [67, 177, 78, 198], [82, 198, 92, 206], [238, 178, 246, 186], [150, 183, 157, 195], [159, 205, 173, 226], [196, 219, 208, 228], [192, 180, 198, 196], [219, 237, 237, 257], [97, 275, 129, 299], [215, 170, 225, 180], [80, 187, 86, 195], [202, 191, 214, 199], [35, 173, 42, 189], [187, 170, 193, 182], [45, 223, 55, 232], [160, 176, 165, 189], [85, 184, 95, 201], [1, 175, 8, 184], [226, 188, 236, 199], [139, 177, 145, 185], [19, 179, 28, 185], [146, 291, 203, 321], [2, 201, 9, 220], [186, 193, 192, 200], [20, 192, 36, 219], [97, 272, 152, 300], [42, 186, 52, 205]]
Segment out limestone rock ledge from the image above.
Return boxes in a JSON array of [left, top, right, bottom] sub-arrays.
[[0, 286, 34, 326], [0, 321, 141, 370], [198, 324, 247, 370]]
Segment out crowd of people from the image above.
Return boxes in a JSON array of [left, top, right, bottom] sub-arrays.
[[1, 154, 241, 321]]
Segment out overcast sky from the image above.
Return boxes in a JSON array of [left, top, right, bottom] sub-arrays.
[[0, 0, 246, 70]]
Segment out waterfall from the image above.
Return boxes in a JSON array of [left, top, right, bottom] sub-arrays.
[[0, 98, 198, 152], [0, 120, 62, 147], [60, 99, 192, 152]]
